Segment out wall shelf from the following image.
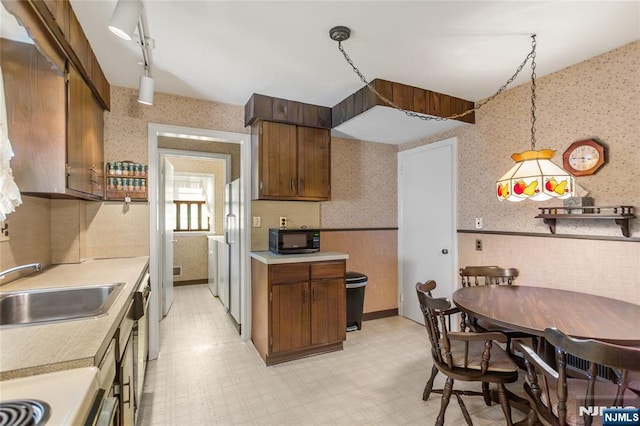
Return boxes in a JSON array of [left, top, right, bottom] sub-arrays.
[[535, 206, 635, 237], [104, 161, 148, 201]]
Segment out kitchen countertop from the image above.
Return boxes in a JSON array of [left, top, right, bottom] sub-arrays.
[[0, 256, 149, 380], [250, 251, 349, 264]]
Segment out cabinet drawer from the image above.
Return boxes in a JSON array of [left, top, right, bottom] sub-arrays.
[[311, 261, 345, 279], [270, 263, 309, 284]]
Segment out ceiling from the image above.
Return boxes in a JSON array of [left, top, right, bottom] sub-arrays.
[[67, 1, 640, 144]]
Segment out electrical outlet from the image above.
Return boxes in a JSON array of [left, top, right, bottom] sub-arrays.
[[279, 216, 288, 229], [475, 217, 483, 229], [0, 221, 9, 242], [475, 239, 483, 251], [252, 216, 261, 228]]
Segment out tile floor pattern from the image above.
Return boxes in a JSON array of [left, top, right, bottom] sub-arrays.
[[138, 284, 528, 425]]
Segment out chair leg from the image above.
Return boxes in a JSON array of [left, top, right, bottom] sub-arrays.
[[436, 377, 454, 426], [497, 383, 513, 426], [423, 364, 439, 401], [455, 392, 473, 425], [482, 382, 492, 406]]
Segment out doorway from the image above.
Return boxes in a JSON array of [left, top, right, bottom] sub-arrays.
[[158, 149, 231, 317], [397, 137, 457, 324], [148, 124, 251, 360]]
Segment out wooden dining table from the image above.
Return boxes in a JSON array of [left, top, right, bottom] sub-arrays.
[[452, 285, 640, 345]]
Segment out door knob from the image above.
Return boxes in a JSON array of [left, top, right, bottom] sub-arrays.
[[441, 249, 448, 254]]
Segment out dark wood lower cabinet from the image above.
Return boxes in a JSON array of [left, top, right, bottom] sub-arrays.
[[252, 259, 346, 365]]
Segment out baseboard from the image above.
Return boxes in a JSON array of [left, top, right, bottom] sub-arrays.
[[174, 279, 207, 286], [363, 308, 398, 321]]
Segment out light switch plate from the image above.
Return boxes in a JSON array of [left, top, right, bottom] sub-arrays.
[[252, 216, 261, 228]]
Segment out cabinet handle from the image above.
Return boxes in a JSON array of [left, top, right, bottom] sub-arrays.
[[299, 179, 304, 191], [303, 288, 307, 304], [290, 178, 295, 191], [90, 165, 98, 185]]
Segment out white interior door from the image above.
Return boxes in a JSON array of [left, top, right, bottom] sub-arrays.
[[398, 138, 457, 324], [162, 157, 175, 316]]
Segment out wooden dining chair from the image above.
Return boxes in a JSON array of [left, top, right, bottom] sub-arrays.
[[415, 280, 462, 402], [515, 328, 640, 426], [459, 266, 535, 360], [416, 280, 519, 426]]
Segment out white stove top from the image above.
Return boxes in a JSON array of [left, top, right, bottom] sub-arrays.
[[0, 367, 99, 425]]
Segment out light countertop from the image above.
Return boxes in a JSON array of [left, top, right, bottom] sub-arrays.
[[0, 256, 149, 380], [250, 251, 349, 264]]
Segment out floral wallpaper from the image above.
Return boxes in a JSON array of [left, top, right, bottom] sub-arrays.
[[320, 137, 398, 228], [401, 40, 640, 238]]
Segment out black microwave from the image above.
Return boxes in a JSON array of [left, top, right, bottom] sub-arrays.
[[269, 228, 320, 254]]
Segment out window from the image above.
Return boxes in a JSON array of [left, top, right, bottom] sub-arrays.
[[172, 172, 215, 232], [174, 201, 209, 231]]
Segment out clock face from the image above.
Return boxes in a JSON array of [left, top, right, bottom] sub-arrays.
[[568, 145, 600, 171]]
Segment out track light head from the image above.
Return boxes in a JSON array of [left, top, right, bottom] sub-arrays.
[[109, 0, 142, 41]]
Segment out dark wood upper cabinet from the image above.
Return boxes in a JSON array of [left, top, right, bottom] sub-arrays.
[[1, 39, 67, 195], [252, 120, 331, 201], [4, 0, 111, 110], [2, 39, 104, 199], [1, 0, 106, 200], [67, 63, 104, 198]]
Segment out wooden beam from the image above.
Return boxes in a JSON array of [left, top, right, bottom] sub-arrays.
[[331, 78, 475, 127]]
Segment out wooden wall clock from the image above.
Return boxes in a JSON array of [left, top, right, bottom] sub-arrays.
[[562, 139, 607, 176]]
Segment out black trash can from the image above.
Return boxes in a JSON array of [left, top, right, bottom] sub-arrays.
[[345, 271, 367, 331]]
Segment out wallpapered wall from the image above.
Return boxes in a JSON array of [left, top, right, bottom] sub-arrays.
[[320, 137, 397, 228], [84, 88, 247, 259], [402, 40, 640, 238], [403, 40, 640, 305]]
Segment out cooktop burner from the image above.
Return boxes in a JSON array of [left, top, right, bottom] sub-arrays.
[[0, 400, 50, 426]]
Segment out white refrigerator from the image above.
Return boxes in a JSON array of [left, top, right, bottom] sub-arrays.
[[222, 179, 241, 327]]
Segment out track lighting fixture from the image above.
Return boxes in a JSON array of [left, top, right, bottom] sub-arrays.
[[108, 0, 142, 41]]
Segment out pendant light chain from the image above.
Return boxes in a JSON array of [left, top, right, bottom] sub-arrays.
[[529, 35, 537, 150], [336, 34, 538, 122]]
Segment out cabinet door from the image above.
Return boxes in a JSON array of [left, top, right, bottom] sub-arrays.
[[311, 278, 346, 346], [67, 63, 104, 197], [297, 127, 330, 200], [271, 282, 310, 353], [118, 335, 135, 426], [259, 121, 297, 198], [1, 38, 66, 194]]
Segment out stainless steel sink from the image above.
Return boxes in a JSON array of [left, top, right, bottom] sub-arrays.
[[0, 283, 126, 327]]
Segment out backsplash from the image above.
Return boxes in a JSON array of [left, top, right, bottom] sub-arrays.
[[251, 201, 320, 251], [0, 196, 51, 280]]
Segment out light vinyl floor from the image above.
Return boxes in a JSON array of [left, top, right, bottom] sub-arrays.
[[138, 284, 526, 425]]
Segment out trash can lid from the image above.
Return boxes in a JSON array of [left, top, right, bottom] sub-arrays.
[[345, 271, 367, 284]]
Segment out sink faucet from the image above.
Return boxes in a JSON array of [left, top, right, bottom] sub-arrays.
[[0, 263, 42, 281]]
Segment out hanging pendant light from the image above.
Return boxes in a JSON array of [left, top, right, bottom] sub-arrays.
[[496, 35, 574, 202]]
